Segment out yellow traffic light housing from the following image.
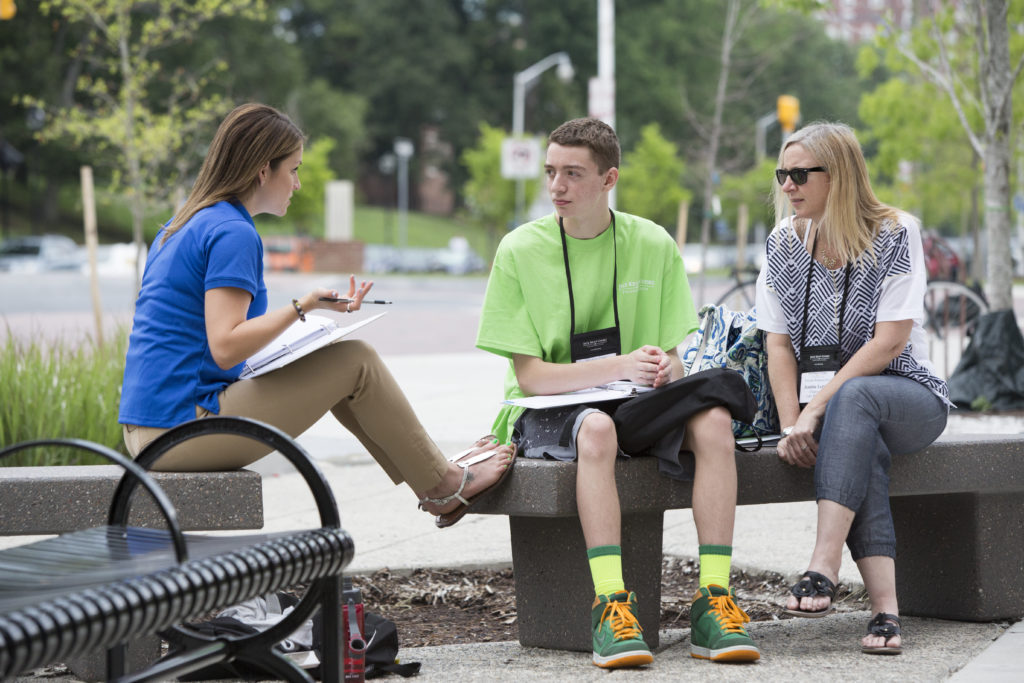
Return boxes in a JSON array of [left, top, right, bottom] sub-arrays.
[[777, 95, 800, 134]]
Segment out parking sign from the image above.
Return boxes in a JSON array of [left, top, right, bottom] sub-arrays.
[[501, 137, 541, 179]]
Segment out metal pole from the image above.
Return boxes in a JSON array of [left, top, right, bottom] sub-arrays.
[[393, 138, 413, 249], [512, 52, 573, 226], [597, 0, 616, 209]]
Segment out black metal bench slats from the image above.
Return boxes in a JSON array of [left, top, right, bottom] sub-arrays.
[[0, 527, 353, 679], [0, 417, 355, 682]]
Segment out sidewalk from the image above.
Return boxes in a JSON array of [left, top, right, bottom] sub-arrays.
[[247, 350, 1023, 682]]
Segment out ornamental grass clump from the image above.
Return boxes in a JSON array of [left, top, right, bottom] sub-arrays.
[[0, 329, 128, 466]]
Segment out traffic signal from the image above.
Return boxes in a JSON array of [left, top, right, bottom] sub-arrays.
[[777, 95, 800, 134], [0, 0, 15, 21]]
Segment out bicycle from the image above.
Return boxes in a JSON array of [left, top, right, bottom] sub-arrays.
[[922, 279, 988, 378], [714, 265, 759, 312]]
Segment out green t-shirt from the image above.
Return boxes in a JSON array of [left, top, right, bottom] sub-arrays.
[[476, 211, 698, 442]]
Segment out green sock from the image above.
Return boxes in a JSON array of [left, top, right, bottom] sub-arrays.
[[587, 545, 625, 596], [698, 544, 733, 589]]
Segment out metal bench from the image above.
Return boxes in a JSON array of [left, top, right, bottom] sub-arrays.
[[470, 434, 1024, 651], [0, 417, 355, 682]]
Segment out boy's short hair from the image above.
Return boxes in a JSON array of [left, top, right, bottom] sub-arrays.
[[548, 118, 620, 173]]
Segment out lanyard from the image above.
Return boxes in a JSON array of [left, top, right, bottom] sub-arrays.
[[559, 210, 619, 338], [800, 230, 852, 352]]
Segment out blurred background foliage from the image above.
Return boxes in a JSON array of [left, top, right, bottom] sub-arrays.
[[0, 0, 1020, 258]]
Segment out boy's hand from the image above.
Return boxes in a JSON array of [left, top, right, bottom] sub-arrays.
[[623, 345, 670, 387]]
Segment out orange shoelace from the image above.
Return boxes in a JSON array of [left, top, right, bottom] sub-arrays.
[[707, 593, 752, 633], [600, 599, 644, 641]]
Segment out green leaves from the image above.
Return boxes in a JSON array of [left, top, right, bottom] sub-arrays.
[[618, 123, 690, 232]]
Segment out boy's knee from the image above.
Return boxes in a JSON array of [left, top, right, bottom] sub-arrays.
[[576, 412, 618, 457], [690, 405, 733, 439]]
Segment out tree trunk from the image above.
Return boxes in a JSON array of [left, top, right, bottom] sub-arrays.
[[981, 0, 1014, 311], [983, 134, 1013, 311], [696, 0, 740, 306]]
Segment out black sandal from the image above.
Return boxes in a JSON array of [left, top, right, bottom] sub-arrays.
[[782, 570, 837, 618], [862, 612, 902, 655]]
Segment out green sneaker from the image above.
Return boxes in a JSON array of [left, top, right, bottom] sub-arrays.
[[689, 585, 760, 662], [591, 591, 654, 668]]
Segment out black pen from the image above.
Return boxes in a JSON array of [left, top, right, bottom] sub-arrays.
[[319, 297, 393, 305]]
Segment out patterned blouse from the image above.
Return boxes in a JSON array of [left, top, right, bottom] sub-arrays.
[[756, 215, 950, 404]]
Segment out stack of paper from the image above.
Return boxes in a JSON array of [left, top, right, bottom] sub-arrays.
[[239, 312, 386, 379]]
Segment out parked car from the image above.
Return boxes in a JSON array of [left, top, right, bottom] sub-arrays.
[[0, 234, 84, 273]]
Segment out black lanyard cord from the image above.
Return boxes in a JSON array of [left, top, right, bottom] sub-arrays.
[[559, 210, 619, 337], [800, 229, 852, 353]]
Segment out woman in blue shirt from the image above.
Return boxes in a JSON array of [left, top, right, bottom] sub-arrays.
[[119, 103, 514, 526]]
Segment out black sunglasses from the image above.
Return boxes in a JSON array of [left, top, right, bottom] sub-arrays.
[[775, 167, 826, 185]]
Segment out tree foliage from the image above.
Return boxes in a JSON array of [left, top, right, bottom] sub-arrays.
[[862, 0, 1024, 310], [461, 122, 538, 251], [618, 123, 691, 232]]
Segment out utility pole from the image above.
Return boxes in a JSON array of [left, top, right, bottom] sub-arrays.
[[595, 0, 616, 208]]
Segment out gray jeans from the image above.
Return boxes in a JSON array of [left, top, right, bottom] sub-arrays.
[[815, 375, 948, 560]]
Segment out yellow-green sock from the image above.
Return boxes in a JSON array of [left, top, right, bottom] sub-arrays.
[[587, 545, 625, 596], [699, 544, 732, 589]]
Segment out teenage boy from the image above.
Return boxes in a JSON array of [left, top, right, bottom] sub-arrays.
[[476, 118, 759, 668]]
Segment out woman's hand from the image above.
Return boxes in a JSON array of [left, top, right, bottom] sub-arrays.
[[622, 345, 670, 387], [777, 409, 823, 468], [314, 275, 374, 313]]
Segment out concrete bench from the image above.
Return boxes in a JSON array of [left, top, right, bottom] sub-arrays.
[[470, 434, 1024, 652]]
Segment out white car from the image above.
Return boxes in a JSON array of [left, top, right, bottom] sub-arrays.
[[0, 234, 84, 273]]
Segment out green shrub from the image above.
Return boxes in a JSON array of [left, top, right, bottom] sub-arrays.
[[0, 329, 128, 466]]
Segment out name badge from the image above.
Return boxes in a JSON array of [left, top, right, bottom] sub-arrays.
[[571, 326, 621, 363], [798, 344, 840, 404]]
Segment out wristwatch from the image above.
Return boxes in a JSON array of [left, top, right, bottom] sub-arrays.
[[781, 426, 794, 437]]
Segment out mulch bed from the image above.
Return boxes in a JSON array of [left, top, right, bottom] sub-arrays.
[[354, 557, 868, 648]]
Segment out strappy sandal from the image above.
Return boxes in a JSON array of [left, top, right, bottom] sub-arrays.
[[418, 436, 517, 529], [862, 612, 902, 655], [782, 570, 837, 618]]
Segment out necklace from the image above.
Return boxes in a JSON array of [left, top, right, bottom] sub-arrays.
[[819, 244, 838, 270]]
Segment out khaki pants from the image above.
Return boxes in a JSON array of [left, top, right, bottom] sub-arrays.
[[123, 339, 448, 491]]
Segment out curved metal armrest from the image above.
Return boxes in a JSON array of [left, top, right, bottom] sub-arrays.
[[113, 416, 341, 530], [0, 438, 188, 562]]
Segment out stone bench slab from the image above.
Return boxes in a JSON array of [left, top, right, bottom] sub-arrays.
[[0, 465, 263, 535]]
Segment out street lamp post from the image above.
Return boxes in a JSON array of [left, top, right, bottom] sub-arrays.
[[512, 51, 574, 226], [393, 138, 414, 249]]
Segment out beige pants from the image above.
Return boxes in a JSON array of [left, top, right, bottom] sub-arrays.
[[123, 339, 448, 491]]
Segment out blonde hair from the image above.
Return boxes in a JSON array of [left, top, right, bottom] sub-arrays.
[[162, 103, 304, 243], [772, 121, 902, 264]]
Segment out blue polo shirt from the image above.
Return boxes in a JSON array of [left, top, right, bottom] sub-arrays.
[[119, 200, 267, 427]]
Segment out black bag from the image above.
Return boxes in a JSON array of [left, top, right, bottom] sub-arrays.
[[612, 367, 757, 453], [609, 367, 758, 481], [179, 593, 420, 680]]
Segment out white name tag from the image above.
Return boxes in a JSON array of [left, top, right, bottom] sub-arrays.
[[799, 370, 835, 404]]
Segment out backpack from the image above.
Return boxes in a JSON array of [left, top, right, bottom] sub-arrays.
[[680, 304, 779, 439], [178, 592, 420, 680]]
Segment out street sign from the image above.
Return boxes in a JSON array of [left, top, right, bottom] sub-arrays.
[[501, 137, 541, 179], [588, 77, 615, 123]]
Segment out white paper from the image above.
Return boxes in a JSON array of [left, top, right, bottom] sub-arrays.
[[504, 381, 653, 409], [239, 312, 387, 379]]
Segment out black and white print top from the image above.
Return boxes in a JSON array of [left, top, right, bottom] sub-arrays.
[[755, 214, 950, 405]]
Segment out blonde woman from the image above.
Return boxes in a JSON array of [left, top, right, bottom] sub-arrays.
[[119, 103, 514, 525], [755, 122, 949, 654]]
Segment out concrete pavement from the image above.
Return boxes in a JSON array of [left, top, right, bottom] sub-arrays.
[[245, 349, 1023, 682]]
